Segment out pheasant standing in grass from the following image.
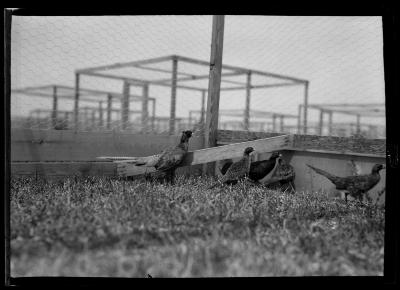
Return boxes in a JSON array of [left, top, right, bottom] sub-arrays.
[[220, 151, 283, 183], [306, 163, 385, 202], [208, 147, 255, 189], [128, 130, 192, 183]]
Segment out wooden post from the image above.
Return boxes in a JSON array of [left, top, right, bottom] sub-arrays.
[[280, 115, 284, 132], [244, 71, 251, 131], [141, 84, 149, 133], [51, 85, 58, 129], [107, 94, 112, 130], [297, 104, 302, 134], [204, 15, 225, 175], [121, 81, 130, 130], [303, 81, 309, 134], [151, 99, 156, 133], [319, 109, 324, 135], [356, 114, 361, 135], [91, 109, 96, 130], [74, 73, 80, 131], [99, 101, 104, 128], [272, 114, 277, 132], [328, 111, 333, 136], [169, 57, 178, 135], [200, 90, 206, 126]]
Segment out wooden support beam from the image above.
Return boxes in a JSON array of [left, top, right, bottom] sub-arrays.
[[114, 134, 293, 177], [151, 99, 156, 132], [121, 82, 130, 130], [297, 104, 302, 134], [107, 94, 112, 130], [200, 90, 206, 126], [303, 81, 309, 134], [319, 109, 324, 135], [272, 114, 277, 132], [328, 111, 333, 136], [74, 73, 80, 131], [99, 101, 104, 128], [51, 86, 58, 129], [141, 84, 149, 133], [169, 57, 178, 135], [76, 55, 174, 73], [280, 115, 284, 132], [244, 72, 251, 131], [220, 82, 302, 91], [204, 15, 225, 175]]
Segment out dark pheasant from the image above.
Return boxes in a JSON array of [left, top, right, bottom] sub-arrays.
[[306, 163, 385, 202], [209, 147, 255, 189], [129, 130, 192, 183], [220, 151, 282, 183], [265, 158, 296, 193]]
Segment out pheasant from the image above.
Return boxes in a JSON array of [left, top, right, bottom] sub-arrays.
[[123, 130, 192, 183], [306, 163, 385, 202], [209, 147, 255, 189], [219, 151, 282, 183], [265, 158, 296, 193]]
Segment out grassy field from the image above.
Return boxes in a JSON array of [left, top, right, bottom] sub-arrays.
[[10, 175, 385, 277]]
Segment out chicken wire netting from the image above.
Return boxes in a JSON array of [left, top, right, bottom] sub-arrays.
[[11, 15, 385, 139]]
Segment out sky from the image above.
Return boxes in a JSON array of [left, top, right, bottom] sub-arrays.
[[10, 15, 385, 127]]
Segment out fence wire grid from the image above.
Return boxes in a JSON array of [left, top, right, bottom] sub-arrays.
[[11, 15, 386, 139]]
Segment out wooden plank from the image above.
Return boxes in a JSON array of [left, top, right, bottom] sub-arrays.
[[116, 134, 292, 177], [217, 130, 386, 157]]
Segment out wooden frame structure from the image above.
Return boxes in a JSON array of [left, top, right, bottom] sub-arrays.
[[74, 46, 308, 136], [299, 103, 385, 136], [11, 85, 156, 131], [189, 109, 298, 132]]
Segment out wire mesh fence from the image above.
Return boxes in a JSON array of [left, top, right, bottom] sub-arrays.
[[11, 15, 385, 139]]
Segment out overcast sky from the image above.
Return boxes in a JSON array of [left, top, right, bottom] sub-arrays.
[[11, 15, 385, 126]]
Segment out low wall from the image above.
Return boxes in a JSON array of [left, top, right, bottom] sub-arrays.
[[11, 129, 386, 203]]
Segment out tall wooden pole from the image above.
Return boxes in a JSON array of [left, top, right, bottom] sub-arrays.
[[74, 73, 80, 131], [52, 85, 58, 129], [204, 15, 225, 175], [107, 94, 112, 130], [303, 81, 309, 134], [142, 84, 149, 133], [244, 72, 251, 131], [169, 57, 178, 135]]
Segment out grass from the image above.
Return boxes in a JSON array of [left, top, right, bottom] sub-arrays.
[[10, 175, 385, 277]]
